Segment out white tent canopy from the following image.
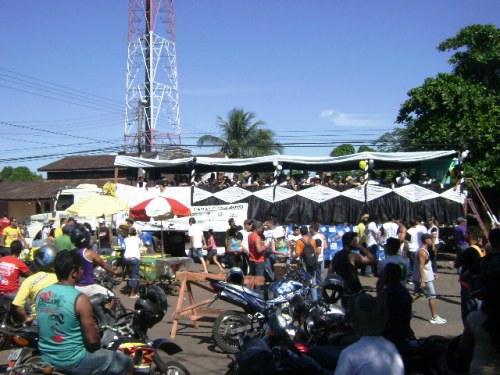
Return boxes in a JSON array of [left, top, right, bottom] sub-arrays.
[[114, 150, 457, 173]]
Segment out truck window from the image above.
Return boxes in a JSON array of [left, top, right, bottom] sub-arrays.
[[56, 194, 75, 211]]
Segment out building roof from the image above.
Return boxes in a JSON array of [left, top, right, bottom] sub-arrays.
[[38, 155, 118, 172], [0, 179, 127, 201]]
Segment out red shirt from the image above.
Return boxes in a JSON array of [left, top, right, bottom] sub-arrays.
[[0, 256, 30, 294], [0, 217, 10, 231], [249, 232, 265, 263]]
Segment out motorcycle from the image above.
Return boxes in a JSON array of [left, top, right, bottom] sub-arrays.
[[0, 293, 18, 348], [4, 284, 191, 375], [208, 265, 310, 353]]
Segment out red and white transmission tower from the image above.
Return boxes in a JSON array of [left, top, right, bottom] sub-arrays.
[[124, 0, 181, 153]]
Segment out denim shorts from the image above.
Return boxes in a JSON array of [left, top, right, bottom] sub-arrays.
[[57, 348, 132, 374], [191, 247, 204, 260], [414, 280, 437, 299]]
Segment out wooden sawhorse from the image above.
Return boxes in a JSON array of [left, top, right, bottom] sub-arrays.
[[170, 271, 264, 338]]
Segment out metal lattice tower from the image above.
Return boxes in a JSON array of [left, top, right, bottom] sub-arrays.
[[124, 0, 181, 153]]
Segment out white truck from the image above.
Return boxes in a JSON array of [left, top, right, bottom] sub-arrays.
[[27, 183, 104, 240]]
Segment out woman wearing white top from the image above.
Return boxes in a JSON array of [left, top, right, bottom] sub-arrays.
[[124, 227, 142, 298]]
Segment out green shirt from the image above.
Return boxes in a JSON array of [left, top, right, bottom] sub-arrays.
[[54, 235, 74, 251], [36, 284, 86, 367]]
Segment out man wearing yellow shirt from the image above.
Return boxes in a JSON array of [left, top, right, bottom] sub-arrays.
[[13, 244, 59, 325], [2, 218, 29, 250], [54, 217, 67, 238]]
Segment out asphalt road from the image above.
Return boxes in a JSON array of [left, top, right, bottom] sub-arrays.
[[0, 259, 464, 375]]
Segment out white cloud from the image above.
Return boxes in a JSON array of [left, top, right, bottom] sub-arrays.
[[320, 109, 394, 129]]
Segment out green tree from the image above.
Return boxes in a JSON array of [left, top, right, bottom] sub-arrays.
[[357, 145, 375, 153], [330, 143, 356, 157], [375, 24, 500, 188], [0, 166, 13, 180], [196, 108, 283, 158], [0, 166, 43, 181]]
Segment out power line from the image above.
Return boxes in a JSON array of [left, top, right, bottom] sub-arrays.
[[0, 83, 123, 115], [0, 67, 123, 106]]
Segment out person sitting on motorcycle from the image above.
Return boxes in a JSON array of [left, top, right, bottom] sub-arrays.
[[334, 293, 404, 375], [328, 232, 374, 305], [71, 224, 120, 297], [35, 250, 133, 374], [12, 244, 59, 325]]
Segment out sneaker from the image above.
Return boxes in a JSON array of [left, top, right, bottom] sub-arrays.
[[430, 316, 446, 324]]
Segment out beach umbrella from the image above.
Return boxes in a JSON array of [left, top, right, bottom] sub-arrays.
[[129, 197, 191, 255], [129, 197, 191, 222], [66, 195, 129, 217]]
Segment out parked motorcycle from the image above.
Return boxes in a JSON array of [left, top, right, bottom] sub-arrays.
[[4, 284, 191, 375], [208, 265, 310, 353]]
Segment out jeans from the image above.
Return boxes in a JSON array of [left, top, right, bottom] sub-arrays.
[[305, 268, 318, 302], [123, 257, 141, 288], [460, 286, 480, 326], [315, 260, 324, 286], [264, 253, 275, 282], [57, 348, 132, 375]]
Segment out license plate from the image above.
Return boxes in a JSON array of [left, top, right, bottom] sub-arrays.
[[8, 348, 22, 361]]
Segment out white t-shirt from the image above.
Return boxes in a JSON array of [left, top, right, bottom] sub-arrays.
[[380, 222, 399, 245], [428, 225, 440, 245], [334, 336, 404, 375], [240, 230, 250, 252], [124, 236, 141, 259], [188, 224, 204, 249], [366, 222, 379, 247], [416, 224, 427, 248], [407, 227, 419, 253], [312, 233, 324, 262]]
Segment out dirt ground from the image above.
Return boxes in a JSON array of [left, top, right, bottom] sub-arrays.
[[0, 259, 464, 374]]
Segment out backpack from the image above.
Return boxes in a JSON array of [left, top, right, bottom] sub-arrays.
[[300, 238, 317, 270]]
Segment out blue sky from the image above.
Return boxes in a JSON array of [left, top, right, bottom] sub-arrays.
[[0, 0, 498, 174]]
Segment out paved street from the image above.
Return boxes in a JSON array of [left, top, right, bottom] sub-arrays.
[[0, 258, 464, 374]]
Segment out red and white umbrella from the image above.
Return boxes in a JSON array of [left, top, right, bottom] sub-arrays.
[[129, 196, 191, 222]]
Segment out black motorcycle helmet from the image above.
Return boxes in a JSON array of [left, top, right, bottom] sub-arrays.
[[227, 267, 244, 285], [322, 274, 344, 304], [70, 224, 91, 249], [134, 284, 168, 328], [34, 243, 59, 271]]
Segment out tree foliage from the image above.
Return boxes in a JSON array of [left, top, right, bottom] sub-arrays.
[[196, 108, 283, 158], [357, 145, 375, 153], [375, 24, 500, 188], [330, 143, 356, 157], [0, 166, 43, 181]]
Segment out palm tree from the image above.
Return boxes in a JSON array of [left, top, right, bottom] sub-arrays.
[[196, 108, 284, 158]]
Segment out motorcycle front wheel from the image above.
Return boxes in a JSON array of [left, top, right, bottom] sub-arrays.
[[152, 356, 191, 375], [213, 311, 252, 354]]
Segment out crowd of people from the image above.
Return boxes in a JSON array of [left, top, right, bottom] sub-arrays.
[[0, 208, 498, 373], [132, 168, 448, 192], [188, 214, 499, 374]]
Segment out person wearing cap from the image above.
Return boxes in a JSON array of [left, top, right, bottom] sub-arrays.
[[355, 214, 369, 248], [413, 233, 446, 324], [334, 293, 404, 375], [96, 218, 113, 256]]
